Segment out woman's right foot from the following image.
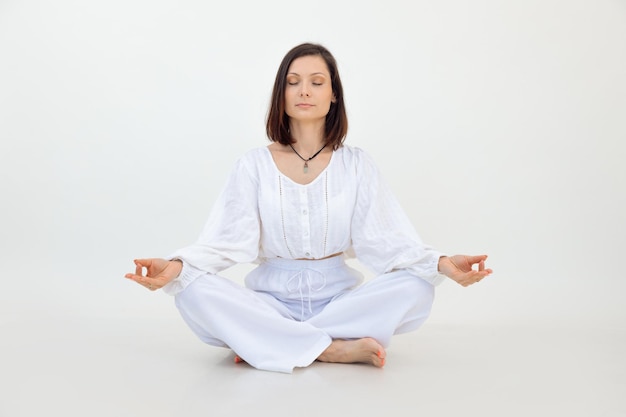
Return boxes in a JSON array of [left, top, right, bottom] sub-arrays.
[[317, 338, 386, 367]]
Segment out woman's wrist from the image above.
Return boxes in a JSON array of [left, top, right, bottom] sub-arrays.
[[170, 259, 183, 278], [437, 256, 448, 274]]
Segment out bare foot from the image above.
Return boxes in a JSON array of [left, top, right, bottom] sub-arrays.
[[317, 338, 386, 367]]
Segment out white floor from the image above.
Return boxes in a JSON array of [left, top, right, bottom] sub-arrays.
[[2, 279, 624, 417]]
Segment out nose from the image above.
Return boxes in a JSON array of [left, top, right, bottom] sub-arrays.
[[299, 85, 310, 97]]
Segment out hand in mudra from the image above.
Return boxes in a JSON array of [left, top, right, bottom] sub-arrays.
[[438, 255, 492, 287], [124, 258, 182, 291]]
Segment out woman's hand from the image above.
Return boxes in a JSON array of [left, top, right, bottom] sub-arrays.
[[124, 258, 183, 291], [438, 255, 493, 287]]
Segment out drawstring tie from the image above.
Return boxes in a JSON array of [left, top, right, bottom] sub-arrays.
[[286, 269, 327, 321]]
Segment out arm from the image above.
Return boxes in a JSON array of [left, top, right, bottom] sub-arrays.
[[350, 149, 444, 285], [350, 148, 493, 286], [125, 155, 261, 294]]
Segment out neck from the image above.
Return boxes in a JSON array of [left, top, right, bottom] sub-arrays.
[[289, 120, 326, 154]]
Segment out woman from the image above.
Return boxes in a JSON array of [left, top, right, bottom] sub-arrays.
[[125, 43, 492, 373]]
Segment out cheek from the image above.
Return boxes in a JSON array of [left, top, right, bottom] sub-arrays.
[[324, 87, 334, 102], [284, 87, 296, 102]]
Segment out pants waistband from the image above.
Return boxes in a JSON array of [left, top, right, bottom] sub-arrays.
[[262, 255, 345, 271]]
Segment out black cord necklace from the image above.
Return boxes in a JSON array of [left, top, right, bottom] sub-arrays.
[[289, 143, 327, 173]]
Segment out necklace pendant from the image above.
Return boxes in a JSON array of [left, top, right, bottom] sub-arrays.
[[289, 143, 326, 175]]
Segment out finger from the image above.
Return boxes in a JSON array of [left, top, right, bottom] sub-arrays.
[[466, 254, 488, 265], [125, 274, 146, 285], [475, 270, 493, 283], [134, 258, 153, 268], [478, 260, 485, 272], [126, 274, 156, 288], [135, 263, 143, 277], [472, 270, 491, 279], [459, 270, 489, 284], [125, 273, 141, 280]]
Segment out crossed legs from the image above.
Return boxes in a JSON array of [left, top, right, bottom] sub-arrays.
[[176, 270, 434, 373]]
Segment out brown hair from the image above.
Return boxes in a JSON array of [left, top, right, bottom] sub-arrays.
[[266, 43, 348, 150]]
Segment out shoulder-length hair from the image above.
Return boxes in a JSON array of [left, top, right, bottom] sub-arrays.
[[266, 43, 348, 150]]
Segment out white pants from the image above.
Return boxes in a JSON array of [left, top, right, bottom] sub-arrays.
[[175, 256, 434, 373]]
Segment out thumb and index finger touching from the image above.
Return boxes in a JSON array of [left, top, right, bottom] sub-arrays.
[[468, 254, 493, 276], [125, 259, 155, 282], [457, 254, 493, 279]]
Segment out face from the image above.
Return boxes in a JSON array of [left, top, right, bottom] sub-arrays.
[[284, 55, 336, 123]]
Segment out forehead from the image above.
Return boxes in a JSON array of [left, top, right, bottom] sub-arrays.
[[287, 55, 330, 76]]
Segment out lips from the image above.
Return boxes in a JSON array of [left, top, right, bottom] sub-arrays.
[[296, 103, 314, 108]]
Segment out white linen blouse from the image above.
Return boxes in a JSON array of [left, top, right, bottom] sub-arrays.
[[163, 145, 445, 295]]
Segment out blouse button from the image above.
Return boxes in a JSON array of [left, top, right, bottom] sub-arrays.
[[305, 252, 311, 257], [302, 209, 308, 215]]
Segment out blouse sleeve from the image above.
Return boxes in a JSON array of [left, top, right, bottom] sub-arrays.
[[161, 156, 261, 295], [350, 149, 446, 286]]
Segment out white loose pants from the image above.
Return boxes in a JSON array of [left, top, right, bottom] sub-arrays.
[[175, 256, 434, 373]]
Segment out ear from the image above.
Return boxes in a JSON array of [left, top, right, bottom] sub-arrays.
[[331, 94, 337, 103]]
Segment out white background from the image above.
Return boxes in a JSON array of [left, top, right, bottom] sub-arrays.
[[1, 1, 625, 416], [1, 0, 625, 348]]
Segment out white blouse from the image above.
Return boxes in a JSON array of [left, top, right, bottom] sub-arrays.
[[163, 145, 445, 295]]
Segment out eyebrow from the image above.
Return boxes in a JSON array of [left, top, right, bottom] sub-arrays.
[[287, 72, 328, 76]]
